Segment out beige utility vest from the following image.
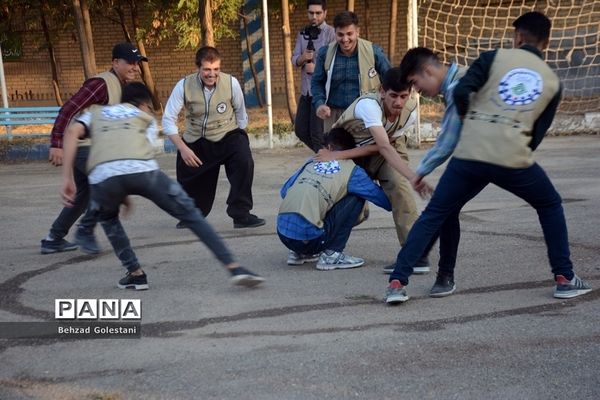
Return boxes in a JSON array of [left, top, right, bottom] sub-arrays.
[[333, 92, 417, 146], [324, 38, 379, 99], [86, 104, 156, 172], [454, 49, 560, 168], [78, 71, 123, 147], [182, 72, 238, 143], [279, 159, 355, 228]]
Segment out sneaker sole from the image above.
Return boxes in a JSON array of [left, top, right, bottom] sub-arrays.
[[385, 294, 409, 304], [231, 275, 265, 287], [429, 285, 456, 298], [40, 246, 78, 254], [287, 257, 320, 265], [383, 266, 430, 274], [117, 283, 149, 290], [553, 288, 592, 299], [316, 261, 365, 271]]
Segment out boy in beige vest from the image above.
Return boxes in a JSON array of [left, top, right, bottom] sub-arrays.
[[60, 83, 264, 290], [385, 11, 591, 304], [278, 128, 391, 270]]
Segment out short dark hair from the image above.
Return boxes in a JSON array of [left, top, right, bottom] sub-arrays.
[[307, 0, 326, 9], [324, 127, 356, 151], [398, 47, 440, 83], [333, 11, 358, 29], [121, 82, 152, 107], [381, 67, 411, 93], [195, 46, 220, 67], [512, 11, 551, 44]]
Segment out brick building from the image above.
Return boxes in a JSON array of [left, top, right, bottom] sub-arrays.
[[1, 0, 411, 107]]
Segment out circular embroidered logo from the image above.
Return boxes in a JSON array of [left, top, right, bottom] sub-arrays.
[[313, 160, 341, 175], [498, 68, 543, 105], [216, 102, 227, 114], [102, 104, 139, 120], [368, 67, 377, 78]]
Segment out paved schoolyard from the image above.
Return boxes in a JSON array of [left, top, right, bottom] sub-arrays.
[[0, 136, 598, 400]]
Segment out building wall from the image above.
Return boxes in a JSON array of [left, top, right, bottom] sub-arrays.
[[1, 0, 410, 107]]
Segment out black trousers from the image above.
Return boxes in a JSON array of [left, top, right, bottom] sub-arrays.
[[176, 129, 255, 220], [294, 94, 324, 152]]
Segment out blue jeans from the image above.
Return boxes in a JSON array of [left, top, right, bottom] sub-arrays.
[[390, 158, 574, 285], [90, 170, 236, 272], [278, 195, 365, 255], [49, 146, 97, 238]]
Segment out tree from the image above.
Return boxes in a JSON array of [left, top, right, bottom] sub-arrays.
[[72, 0, 96, 78], [388, 0, 398, 62], [346, 0, 354, 12], [40, 0, 63, 105], [280, 0, 296, 121], [198, 0, 214, 47]]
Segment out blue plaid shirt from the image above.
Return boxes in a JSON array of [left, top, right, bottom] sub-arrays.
[[277, 160, 392, 240], [416, 63, 464, 177], [311, 43, 391, 110]]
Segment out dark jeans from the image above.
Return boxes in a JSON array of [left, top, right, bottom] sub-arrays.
[[176, 129, 254, 220], [49, 146, 96, 239], [278, 195, 365, 255], [294, 95, 324, 152], [390, 158, 574, 285], [421, 211, 461, 277], [90, 170, 236, 272]]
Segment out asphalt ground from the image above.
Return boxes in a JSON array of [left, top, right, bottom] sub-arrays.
[[0, 136, 599, 400]]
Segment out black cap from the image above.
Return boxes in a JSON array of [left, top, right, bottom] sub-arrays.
[[112, 42, 148, 63]]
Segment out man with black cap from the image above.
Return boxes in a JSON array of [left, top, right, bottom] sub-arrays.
[[41, 42, 148, 255]]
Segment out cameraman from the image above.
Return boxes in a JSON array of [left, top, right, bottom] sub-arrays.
[[292, 0, 335, 152]]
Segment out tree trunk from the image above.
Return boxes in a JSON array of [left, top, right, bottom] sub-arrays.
[[388, 0, 398, 63], [364, 0, 371, 39], [280, 0, 296, 122], [72, 0, 96, 78], [128, 0, 161, 111], [116, 0, 133, 42], [347, 0, 355, 12], [241, 11, 264, 107], [198, 0, 215, 47], [81, 0, 97, 73], [40, 0, 63, 105]]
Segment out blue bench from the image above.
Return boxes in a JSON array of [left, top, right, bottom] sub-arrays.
[[0, 106, 60, 140]]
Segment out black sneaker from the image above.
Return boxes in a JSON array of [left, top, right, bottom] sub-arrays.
[[176, 221, 188, 229], [40, 238, 78, 254], [74, 227, 100, 254], [383, 256, 430, 274], [229, 266, 265, 287], [429, 274, 456, 298], [118, 272, 149, 290], [233, 214, 266, 229]]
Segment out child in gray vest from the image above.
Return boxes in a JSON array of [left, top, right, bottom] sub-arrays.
[[277, 128, 392, 270], [60, 82, 264, 290]]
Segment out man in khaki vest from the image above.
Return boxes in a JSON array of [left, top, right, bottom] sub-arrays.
[[162, 46, 265, 229], [41, 42, 147, 256], [315, 68, 433, 273], [60, 83, 265, 290], [311, 11, 391, 132], [278, 128, 391, 270], [385, 11, 592, 304]]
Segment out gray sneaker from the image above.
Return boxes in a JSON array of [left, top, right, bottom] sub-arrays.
[[429, 274, 456, 298], [74, 227, 100, 255], [40, 238, 78, 254], [383, 256, 430, 274], [316, 250, 364, 271], [554, 274, 592, 299], [287, 250, 320, 265], [385, 279, 409, 304]]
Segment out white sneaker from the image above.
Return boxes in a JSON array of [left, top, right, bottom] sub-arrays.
[[316, 250, 364, 271], [287, 250, 320, 265]]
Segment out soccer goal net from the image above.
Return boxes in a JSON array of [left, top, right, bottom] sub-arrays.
[[417, 0, 599, 114]]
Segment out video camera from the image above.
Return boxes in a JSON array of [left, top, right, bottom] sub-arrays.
[[301, 24, 321, 52]]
